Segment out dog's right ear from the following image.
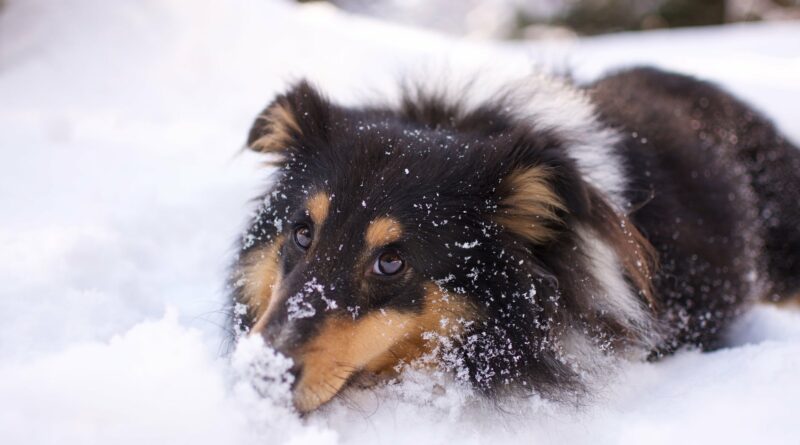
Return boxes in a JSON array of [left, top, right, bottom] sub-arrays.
[[246, 80, 331, 161]]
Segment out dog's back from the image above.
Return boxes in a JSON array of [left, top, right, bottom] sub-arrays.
[[590, 67, 800, 350]]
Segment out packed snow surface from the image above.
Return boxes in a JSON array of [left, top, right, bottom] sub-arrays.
[[1, 1, 800, 444]]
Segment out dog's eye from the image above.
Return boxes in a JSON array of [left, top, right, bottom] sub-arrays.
[[293, 224, 313, 250], [372, 251, 404, 276]]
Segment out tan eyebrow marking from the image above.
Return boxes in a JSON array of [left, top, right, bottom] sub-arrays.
[[307, 192, 330, 226], [365, 217, 403, 248]]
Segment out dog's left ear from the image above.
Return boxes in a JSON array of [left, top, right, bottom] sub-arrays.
[[246, 80, 331, 160]]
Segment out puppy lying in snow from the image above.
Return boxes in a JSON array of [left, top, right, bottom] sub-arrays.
[[228, 67, 800, 413]]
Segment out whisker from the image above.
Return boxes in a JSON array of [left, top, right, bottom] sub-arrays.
[[322, 379, 366, 413]]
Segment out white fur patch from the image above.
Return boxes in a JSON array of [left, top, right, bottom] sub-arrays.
[[576, 226, 657, 352], [502, 73, 628, 209], [399, 71, 629, 209]]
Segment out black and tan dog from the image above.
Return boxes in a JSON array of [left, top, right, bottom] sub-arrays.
[[228, 67, 800, 413]]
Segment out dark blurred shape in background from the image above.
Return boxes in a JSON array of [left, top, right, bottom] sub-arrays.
[[298, 0, 800, 39]]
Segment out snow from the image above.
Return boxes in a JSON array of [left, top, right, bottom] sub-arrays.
[[456, 240, 481, 249], [1, 0, 799, 443]]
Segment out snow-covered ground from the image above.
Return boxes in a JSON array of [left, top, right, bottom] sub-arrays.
[[1, 1, 799, 444]]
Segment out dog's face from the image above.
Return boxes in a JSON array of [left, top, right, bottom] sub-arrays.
[[231, 81, 612, 412]]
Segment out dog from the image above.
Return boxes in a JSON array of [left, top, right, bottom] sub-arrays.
[[228, 67, 800, 413]]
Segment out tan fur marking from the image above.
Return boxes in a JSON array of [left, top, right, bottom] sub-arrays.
[[494, 166, 566, 244], [306, 192, 330, 227], [590, 191, 658, 307], [293, 311, 414, 412], [365, 217, 403, 248], [363, 283, 475, 375], [250, 102, 301, 154], [292, 283, 476, 412], [241, 236, 284, 329], [759, 282, 800, 305], [773, 292, 800, 307]]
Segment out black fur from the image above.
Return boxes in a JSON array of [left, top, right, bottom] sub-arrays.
[[590, 67, 800, 352]]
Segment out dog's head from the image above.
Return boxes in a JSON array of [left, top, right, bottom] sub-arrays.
[[231, 80, 655, 412]]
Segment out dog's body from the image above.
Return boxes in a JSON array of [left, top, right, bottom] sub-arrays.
[[229, 67, 800, 412]]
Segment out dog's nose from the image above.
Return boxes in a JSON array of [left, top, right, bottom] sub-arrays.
[[288, 362, 303, 389], [260, 316, 297, 352], [260, 321, 281, 346]]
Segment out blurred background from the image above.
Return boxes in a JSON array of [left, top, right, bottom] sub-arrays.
[[0, 0, 799, 444], [298, 0, 800, 39]]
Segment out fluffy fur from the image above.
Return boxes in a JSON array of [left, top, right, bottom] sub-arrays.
[[228, 67, 800, 412]]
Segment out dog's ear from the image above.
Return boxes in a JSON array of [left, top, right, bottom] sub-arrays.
[[246, 80, 331, 160], [491, 134, 595, 245], [493, 165, 567, 244], [494, 156, 657, 303]]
